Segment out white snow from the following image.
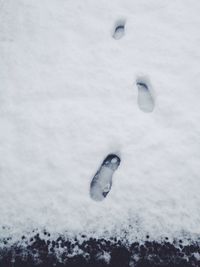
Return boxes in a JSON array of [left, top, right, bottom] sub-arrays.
[[136, 76, 155, 112], [112, 19, 126, 40], [0, 0, 200, 245], [90, 156, 120, 202]]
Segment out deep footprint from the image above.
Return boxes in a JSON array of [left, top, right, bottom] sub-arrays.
[[136, 77, 155, 113], [90, 154, 121, 201], [112, 20, 125, 40]]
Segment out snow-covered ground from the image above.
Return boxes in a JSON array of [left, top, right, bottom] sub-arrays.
[[0, 0, 200, 246]]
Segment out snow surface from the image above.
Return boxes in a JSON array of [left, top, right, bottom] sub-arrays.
[[90, 154, 120, 201], [0, 0, 200, 246], [136, 76, 155, 113]]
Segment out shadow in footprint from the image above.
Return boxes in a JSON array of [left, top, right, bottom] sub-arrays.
[[90, 154, 121, 202], [112, 20, 126, 40], [136, 76, 155, 113]]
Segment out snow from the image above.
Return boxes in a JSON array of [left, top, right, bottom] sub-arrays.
[[112, 20, 126, 40], [136, 76, 155, 112], [90, 154, 120, 201], [0, 0, 200, 246]]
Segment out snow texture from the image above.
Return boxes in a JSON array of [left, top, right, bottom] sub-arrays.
[[0, 0, 200, 246], [90, 154, 120, 201], [136, 76, 155, 113], [112, 20, 126, 40]]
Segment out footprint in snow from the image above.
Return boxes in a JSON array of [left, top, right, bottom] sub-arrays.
[[112, 20, 126, 40], [136, 77, 155, 113], [90, 154, 121, 202]]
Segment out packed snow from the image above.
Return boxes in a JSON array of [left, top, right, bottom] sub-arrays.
[[90, 154, 120, 201], [136, 76, 155, 113], [0, 0, 200, 246]]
